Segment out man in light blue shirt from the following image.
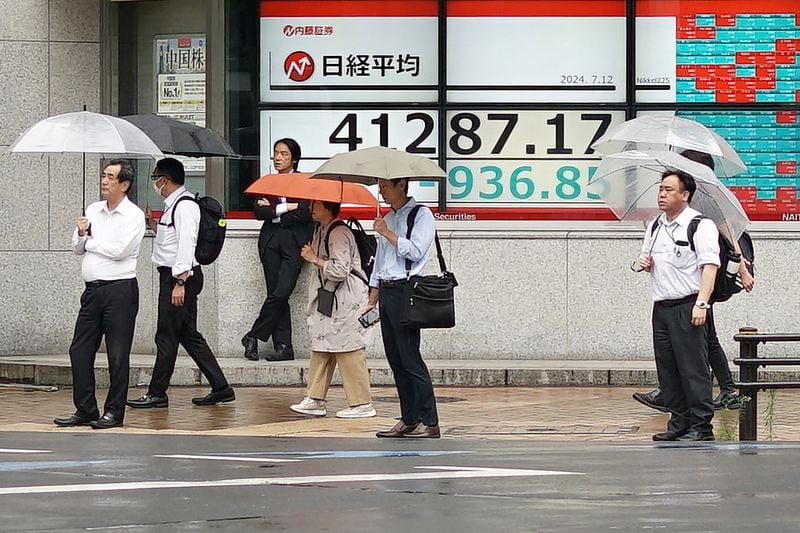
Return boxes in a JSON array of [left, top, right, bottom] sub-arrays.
[[367, 178, 440, 439]]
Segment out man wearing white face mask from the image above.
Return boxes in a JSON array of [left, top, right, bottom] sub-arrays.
[[128, 158, 234, 409]]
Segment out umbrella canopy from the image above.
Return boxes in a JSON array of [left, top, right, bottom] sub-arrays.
[[246, 172, 378, 207], [591, 115, 747, 178], [121, 114, 238, 158], [588, 150, 750, 241], [312, 146, 446, 185], [9, 111, 163, 158]]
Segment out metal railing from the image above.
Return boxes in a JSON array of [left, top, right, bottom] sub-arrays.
[[733, 327, 800, 441]]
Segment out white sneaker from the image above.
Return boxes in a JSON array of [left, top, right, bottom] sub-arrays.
[[336, 403, 377, 419], [290, 397, 327, 416]]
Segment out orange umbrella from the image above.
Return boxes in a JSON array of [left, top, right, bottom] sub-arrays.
[[245, 172, 378, 207]]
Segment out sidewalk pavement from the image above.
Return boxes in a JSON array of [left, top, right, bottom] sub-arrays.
[[2, 382, 798, 442]]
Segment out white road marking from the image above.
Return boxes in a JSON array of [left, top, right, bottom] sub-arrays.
[[0, 449, 52, 454], [0, 466, 583, 495], [154, 454, 301, 463]]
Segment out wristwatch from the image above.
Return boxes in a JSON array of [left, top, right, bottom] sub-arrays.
[[695, 300, 710, 309], [174, 278, 186, 286]]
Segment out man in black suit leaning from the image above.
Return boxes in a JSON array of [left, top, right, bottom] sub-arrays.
[[242, 138, 312, 361]]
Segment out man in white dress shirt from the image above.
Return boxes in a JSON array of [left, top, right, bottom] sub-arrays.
[[639, 170, 720, 441], [127, 158, 234, 409], [54, 160, 145, 429]]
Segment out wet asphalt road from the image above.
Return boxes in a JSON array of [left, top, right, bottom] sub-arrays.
[[1, 433, 799, 532]]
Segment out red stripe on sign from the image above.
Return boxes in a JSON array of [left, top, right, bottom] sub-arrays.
[[777, 162, 798, 175], [776, 110, 797, 123], [260, 0, 437, 17], [638, 1, 800, 17], [447, 0, 624, 17], [227, 206, 617, 221]]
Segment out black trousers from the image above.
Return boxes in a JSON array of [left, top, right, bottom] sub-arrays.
[[249, 232, 303, 347], [149, 267, 228, 397], [652, 299, 714, 433], [379, 286, 438, 427], [707, 307, 736, 391], [69, 278, 138, 422]]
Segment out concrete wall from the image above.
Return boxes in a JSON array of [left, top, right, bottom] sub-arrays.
[[0, 0, 102, 353], [4, 223, 800, 361]]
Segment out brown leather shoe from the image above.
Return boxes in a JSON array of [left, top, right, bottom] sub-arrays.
[[405, 424, 441, 439], [376, 420, 419, 438]]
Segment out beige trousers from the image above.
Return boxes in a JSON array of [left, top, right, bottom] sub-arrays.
[[307, 348, 372, 407]]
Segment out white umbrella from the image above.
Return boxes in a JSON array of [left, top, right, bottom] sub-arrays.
[[10, 111, 164, 209], [588, 150, 750, 242], [591, 115, 747, 178]]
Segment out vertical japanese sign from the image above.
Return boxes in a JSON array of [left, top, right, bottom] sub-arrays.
[[154, 35, 207, 173]]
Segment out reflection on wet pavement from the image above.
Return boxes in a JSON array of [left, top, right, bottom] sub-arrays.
[[1, 384, 798, 441]]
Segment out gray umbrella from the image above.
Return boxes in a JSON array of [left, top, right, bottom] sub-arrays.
[[121, 114, 239, 158], [311, 146, 446, 185]]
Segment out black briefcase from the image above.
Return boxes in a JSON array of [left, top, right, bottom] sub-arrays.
[[400, 225, 458, 329], [401, 270, 458, 329]]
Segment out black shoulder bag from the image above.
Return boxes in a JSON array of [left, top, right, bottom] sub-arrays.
[[400, 205, 458, 329], [315, 224, 342, 318]]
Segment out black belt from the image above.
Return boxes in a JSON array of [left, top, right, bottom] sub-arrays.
[[158, 265, 200, 275], [655, 294, 698, 307], [379, 279, 406, 289], [85, 279, 129, 288]]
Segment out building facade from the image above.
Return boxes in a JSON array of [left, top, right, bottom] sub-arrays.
[[1, 0, 799, 361]]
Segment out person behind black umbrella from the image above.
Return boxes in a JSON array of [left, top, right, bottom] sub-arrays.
[[241, 138, 312, 361]]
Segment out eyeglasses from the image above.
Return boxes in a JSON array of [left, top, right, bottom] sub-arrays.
[[151, 173, 167, 181]]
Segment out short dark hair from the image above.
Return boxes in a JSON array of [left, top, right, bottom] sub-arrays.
[[392, 177, 409, 195], [661, 169, 696, 202], [680, 149, 715, 171], [106, 159, 135, 194], [155, 157, 185, 185], [274, 138, 301, 171], [321, 201, 341, 217]]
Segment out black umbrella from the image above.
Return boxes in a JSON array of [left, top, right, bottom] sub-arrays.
[[120, 113, 239, 158]]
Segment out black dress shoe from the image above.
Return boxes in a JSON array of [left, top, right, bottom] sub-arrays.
[[405, 424, 441, 439], [376, 421, 419, 438], [90, 413, 122, 429], [633, 389, 669, 413], [192, 387, 236, 406], [652, 428, 688, 441], [677, 430, 715, 441], [242, 334, 259, 361], [53, 414, 97, 427], [264, 343, 294, 362], [127, 394, 169, 409], [713, 389, 741, 410]]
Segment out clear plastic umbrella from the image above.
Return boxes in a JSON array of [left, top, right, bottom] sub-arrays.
[[9, 110, 164, 209], [587, 150, 750, 241], [591, 115, 747, 178]]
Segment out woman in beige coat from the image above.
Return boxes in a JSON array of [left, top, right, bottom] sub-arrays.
[[290, 200, 376, 418]]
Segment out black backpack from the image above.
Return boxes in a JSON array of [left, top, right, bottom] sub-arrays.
[[650, 216, 755, 303], [324, 217, 377, 284], [169, 194, 227, 265]]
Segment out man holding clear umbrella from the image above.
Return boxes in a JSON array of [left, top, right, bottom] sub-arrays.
[[54, 161, 145, 429], [638, 170, 719, 441], [633, 150, 754, 414]]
